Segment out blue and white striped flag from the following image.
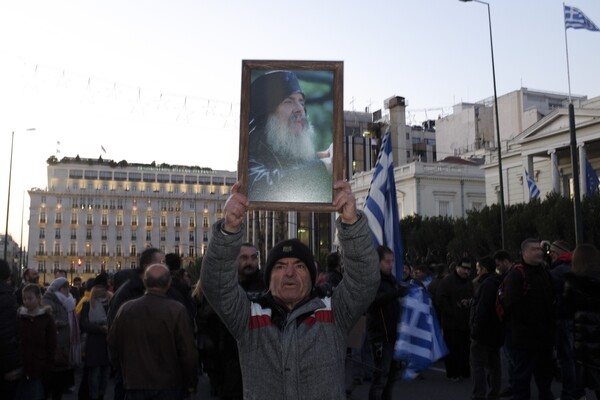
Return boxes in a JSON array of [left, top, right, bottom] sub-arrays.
[[585, 158, 599, 195], [525, 169, 540, 199], [565, 5, 600, 31], [364, 133, 403, 277], [395, 282, 448, 380]]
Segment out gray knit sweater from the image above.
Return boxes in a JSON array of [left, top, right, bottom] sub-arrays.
[[200, 211, 379, 400]]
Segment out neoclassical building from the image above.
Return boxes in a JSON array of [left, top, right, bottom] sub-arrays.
[[482, 96, 600, 205]]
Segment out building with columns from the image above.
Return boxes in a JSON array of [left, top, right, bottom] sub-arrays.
[[482, 96, 600, 204]]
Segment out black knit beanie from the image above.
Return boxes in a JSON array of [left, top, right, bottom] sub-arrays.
[[264, 239, 316, 288]]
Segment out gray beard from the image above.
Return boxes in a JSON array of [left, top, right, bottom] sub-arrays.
[[265, 114, 316, 162]]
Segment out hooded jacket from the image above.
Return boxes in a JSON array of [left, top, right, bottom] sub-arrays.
[[200, 212, 379, 400], [17, 305, 56, 378]]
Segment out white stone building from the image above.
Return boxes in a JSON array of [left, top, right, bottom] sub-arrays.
[[351, 158, 486, 219]]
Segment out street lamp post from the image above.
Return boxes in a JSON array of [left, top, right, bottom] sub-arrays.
[[459, 0, 506, 249], [3, 132, 16, 263], [19, 190, 25, 281], [4, 129, 35, 282]]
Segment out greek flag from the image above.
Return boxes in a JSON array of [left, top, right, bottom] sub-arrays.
[[586, 158, 599, 195], [364, 133, 403, 277], [394, 282, 448, 380], [565, 5, 600, 31], [525, 169, 540, 199]]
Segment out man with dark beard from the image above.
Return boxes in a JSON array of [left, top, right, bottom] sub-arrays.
[[248, 70, 332, 203]]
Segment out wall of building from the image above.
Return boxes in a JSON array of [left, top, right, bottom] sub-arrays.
[[351, 160, 485, 219]]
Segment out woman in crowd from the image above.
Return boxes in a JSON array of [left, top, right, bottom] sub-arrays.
[[79, 274, 112, 400], [564, 243, 600, 400], [42, 277, 81, 400], [16, 283, 56, 399]]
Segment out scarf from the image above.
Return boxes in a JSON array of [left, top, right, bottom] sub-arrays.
[[55, 291, 81, 366]]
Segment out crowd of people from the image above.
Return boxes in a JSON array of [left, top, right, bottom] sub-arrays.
[[1, 177, 600, 400], [2, 178, 600, 400]]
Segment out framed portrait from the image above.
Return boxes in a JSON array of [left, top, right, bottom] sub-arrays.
[[238, 60, 344, 211]]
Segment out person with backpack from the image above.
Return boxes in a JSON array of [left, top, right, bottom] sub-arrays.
[[501, 239, 555, 400]]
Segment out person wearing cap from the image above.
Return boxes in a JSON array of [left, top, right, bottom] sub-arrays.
[[200, 180, 379, 399], [436, 257, 475, 382], [548, 240, 585, 400], [247, 70, 332, 203]]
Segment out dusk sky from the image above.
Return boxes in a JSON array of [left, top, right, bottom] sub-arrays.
[[1, 0, 599, 247]]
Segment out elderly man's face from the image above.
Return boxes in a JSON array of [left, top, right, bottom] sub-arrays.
[[269, 257, 312, 310], [274, 93, 306, 136]]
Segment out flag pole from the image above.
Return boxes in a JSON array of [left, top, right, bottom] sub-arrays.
[[563, 2, 584, 245]]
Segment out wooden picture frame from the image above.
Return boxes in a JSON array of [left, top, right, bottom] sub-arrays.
[[238, 60, 344, 211]]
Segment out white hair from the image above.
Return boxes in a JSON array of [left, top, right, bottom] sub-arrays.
[[265, 114, 316, 162]]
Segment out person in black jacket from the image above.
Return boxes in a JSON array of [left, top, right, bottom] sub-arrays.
[[564, 243, 600, 400], [437, 257, 474, 381], [503, 239, 555, 400], [470, 256, 503, 400], [165, 253, 196, 324], [366, 246, 407, 400], [1, 259, 22, 400]]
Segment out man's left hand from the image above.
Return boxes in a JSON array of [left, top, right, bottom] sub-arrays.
[[223, 182, 249, 233], [333, 180, 358, 225]]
